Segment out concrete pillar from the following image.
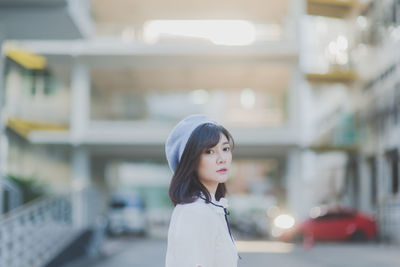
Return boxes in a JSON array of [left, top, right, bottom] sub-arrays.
[[0, 26, 6, 214], [359, 158, 369, 212], [287, 68, 302, 136], [285, 148, 302, 218], [71, 146, 91, 229], [285, 66, 310, 220], [287, 0, 306, 43], [286, 0, 307, 144], [70, 59, 90, 145], [286, 148, 319, 220], [70, 59, 91, 229], [91, 159, 109, 216]]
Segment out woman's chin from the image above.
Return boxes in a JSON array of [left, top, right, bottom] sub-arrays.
[[217, 175, 228, 183]]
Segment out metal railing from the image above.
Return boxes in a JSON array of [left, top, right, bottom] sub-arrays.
[[0, 185, 106, 267], [0, 194, 76, 267]]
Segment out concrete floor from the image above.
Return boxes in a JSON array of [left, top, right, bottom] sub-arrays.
[[64, 235, 400, 267]]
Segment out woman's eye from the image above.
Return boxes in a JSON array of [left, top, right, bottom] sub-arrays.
[[223, 147, 231, 152], [205, 149, 213, 154]]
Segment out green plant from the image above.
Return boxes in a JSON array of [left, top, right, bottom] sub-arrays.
[[6, 174, 48, 203]]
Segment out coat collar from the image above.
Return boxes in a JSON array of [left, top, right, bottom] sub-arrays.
[[197, 192, 229, 214]]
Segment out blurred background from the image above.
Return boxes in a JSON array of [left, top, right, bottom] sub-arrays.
[[0, 0, 399, 266]]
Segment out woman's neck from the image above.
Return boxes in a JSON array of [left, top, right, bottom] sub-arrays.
[[202, 181, 218, 197], [200, 189, 216, 202]]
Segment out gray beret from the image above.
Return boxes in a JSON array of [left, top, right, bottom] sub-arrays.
[[165, 114, 218, 173]]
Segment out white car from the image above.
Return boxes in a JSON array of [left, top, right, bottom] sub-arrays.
[[107, 194, 147, 236], [228, 194, 277, 238]]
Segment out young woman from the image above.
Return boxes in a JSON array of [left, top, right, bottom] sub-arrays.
[[165, 114, 240, 267]]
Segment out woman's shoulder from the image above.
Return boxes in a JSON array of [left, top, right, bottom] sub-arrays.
[[174, 198, 215, 218], [171, 199, 218, 234]]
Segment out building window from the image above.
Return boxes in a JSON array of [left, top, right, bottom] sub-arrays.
[[367, 157, 377, 207], [385, 149, 399, 196], [345, 156, 359, 207]]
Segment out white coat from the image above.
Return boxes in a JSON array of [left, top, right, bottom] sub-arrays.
[[165, 193, 239, 267]]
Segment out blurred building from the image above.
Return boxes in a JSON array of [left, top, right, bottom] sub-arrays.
[[0, 1, 400, 265], [2, 0, 304, 237], [299, 0, 400, 244], [0, 1, 96, 266]]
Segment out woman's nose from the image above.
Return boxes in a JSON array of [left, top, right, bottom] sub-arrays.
[[217, 152, 226, 163]]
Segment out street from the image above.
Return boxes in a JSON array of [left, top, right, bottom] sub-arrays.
[[65, 235, 400, 267]]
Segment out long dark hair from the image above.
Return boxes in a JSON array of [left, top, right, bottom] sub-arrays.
[[168, 123, 234, 206]]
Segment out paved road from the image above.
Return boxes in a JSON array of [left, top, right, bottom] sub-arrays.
[[65, 236, 400, 267]]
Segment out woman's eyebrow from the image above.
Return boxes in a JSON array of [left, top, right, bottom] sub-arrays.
[[222, 141, 230, 145]]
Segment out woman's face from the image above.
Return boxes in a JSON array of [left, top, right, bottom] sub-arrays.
[[197, 133, 232, 193]]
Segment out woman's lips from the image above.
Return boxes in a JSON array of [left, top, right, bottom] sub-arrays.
[[217, 168, 227, 173]]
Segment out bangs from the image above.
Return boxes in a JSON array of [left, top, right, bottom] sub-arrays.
[[197, 123, 234, 151]]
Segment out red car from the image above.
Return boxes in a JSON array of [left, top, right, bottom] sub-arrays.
[[280, 207, 377, 242]]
